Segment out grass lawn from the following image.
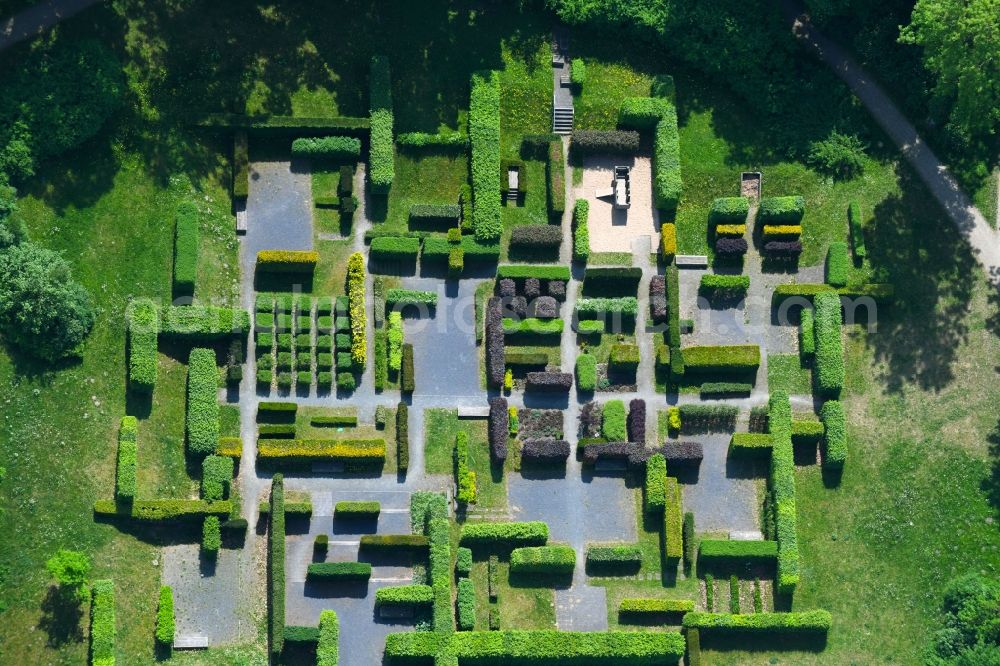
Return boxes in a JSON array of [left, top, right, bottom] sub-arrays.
[[468, 557, 556, 632], [973, 169, 998, 229], [424, 409, 506, 509], [374, 150, 469, 232], [766, 353, 813, 396]]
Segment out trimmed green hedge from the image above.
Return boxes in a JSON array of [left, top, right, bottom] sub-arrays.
[[186, 348, 220, 456], [609, 343, 641, 372], [347, 252, 367, 366], [575, 297, 639, 318], [729, 432, 773, 456], [652, 103, 682, 210], [93, 499, 231, 520], [682, 610, 832, 634], [201, 455, 234, 501], [428, 516, 453, 633], [573, 199, 590, 263], [397, 402, 409, 473], [359, 534, 429, 551], [502, 317, 563, 337], [699, 274, 749, 299], [90, 580, 115, 666], [495, 264, 571, 281], [116, 416, 137, 501], [375, 584, 434, 607], [619, 598, 694, 615], [618, 96, 671, 130], [586, 545, 642, 574], [698, 539, 777, 565], [825, 241, 850, 287], [709, 197, 750, 224], [813, 292, 844, 397], [799, 307, 815, 358], [663, 477, 683, 560], [510, 545, 576, 575], [791, 419, 825, 444], [681, 345, 760, 373], [126, 299, 158, 391], [758, 196, 805, 224], [256, 438, 386, 464], [317, 610, 339, 665], [769, 392, 799, 595], [401, 343, 415, 393], [583, 266, 643, 294], [383, 630, 686, 663], [820, 400, 847, 469], [307, 562, 372, 581], [155, 585, 174, 646], [202, 515, 221, 555], [700, 382, 752, 398], [460, 521, 549, 547], [369, 55, 395, 193], [173, 200, 199, 296], [386, 289, 438, 307], [371, 236, 420, 262], [644, 453, 667, 513], [602, 400, 627, 441], [291, 136, 361, 158], [575, 353, 597, 391], [456, 547, 473, 577], [160, 305, 250, 339], [471, 70, 502, 242], [547, 139, 566, 217], [269, 474, 285, 655], [284, 626, 320, 644], [335, 501, 380, 518], [311, 414, 358, 427], [457, 578, 476, 631], [455, 431, 477, 504]]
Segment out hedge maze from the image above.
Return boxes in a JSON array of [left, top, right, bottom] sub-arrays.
[[73, 27, 904, 666]]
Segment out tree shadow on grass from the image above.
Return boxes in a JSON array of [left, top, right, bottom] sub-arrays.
[[37, 586, 84, 648], [862, 166, 977, 394]]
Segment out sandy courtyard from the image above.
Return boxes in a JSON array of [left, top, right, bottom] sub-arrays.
[[574, 155, 659, 253]]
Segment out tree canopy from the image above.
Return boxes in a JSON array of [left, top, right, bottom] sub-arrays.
[[925, 573, 1000, 665]]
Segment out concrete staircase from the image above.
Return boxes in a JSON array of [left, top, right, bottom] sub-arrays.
[[553, 105, 574, 135]]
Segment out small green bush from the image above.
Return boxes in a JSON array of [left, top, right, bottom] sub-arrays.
[[155, 585, 174, 646], [457, 578, 476, 630], [609, 344, 640, 372], [202, 515, 221, 556], [575, 353, 597, 391], [644, 453, 667, 513], [509, 545, 576, 575], [820, 400, 847, 469], [825, 241, 850, 287]]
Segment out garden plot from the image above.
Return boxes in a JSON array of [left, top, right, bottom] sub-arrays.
[[575, 155, 659, 253], [243, 160, 314, 267]]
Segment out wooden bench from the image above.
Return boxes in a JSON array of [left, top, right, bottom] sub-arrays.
[[675, 255, 708, 268]]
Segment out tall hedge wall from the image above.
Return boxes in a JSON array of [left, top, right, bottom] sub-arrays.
[[90, 580, 116, 666], [186, 348, 219, 456], [813, 292, 844, 397], [768, 392, 799, 594], [369, 55, 395, 193], [470, 71, 502, 242], [269, 474, 285, 655], [653, 103, 681, 210], [126, 299, 158, 391]]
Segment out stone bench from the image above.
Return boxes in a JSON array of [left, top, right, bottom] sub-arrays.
[[458, 406, 489, 419], [174, 635, 209, 649], [675, 255, 708, 268], [729, 530, 765, 541]]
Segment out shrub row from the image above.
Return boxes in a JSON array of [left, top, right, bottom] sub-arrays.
[[400, 343, 415, 392], [486, 297, 505, 387], [307, 562, 372, 581], [602, 400, 627, 441], [652, 104, 682, 210], [813, 292, 844, 397], [369, 55, 394, 193], [762, 224, 802, 238], [583, 266, 642, 295], [700, 382, 752, 398], [660, 223, 677, 260], [428, 515, 453, 633], [580, 441, 649, 467], [409, 203, 460, 225], [256, 438, 386, 464], [525, 371, 573, 392], [457, 578, 475, 631], [90, 580, 115, 666], [509, 545, 576, 575], [715, 237, 748, 257], [698, 539, 778, 565], [202, 515, 221, 556], [799, 307, 815, 359], [127, 299, 158, 391], [186, 348, 220, 456], [764, 240, 803, 256], [488, 397, 509, 462], [470, 70, 501, 242], [682, 610, 832, 635], [269, 474, 285, 655], [173, 200, 199, 296], [586, 545, 642, 575], [116, 416, 137, 501], [820, 400, 846, 469], [160, 305, 251, 339], [848, 200, 866, 260], [758, 196, 804, 224], [496, 264, 572, 282], [547, 139, 566, 217], [650, 275, 666, 323], [619, 598, 694, 615], [510, 224, 562, 249], [698, 274, 749, 300], [659, 441, 705, 465], [397, 130, 467, 148], [826, 242, 850, 287], [460, 521, 549, 547], [386, 288, 438, 307], [681, 345, 760, 373], [397, 402, 409, 473], [644, 453, 667, 513], [359, 535, 429, 551], [571, 130, 640, 155], [93, 499, 232, 520], [383, 630, 686, 662], [375, 584, 433, 607], [370, 236, 420, 262], [676, 404, 738, 434], [503, 317, 563, 338], [317, 611, 338, 665], [455, 431, 477, 504], [575, 297, 639, 319], [572, 199, 589, 263], [627, 399, 646, 444], [284, 626, 319, 645], [709, 197, 750, 224], [155, 585, 174, 646], [521, 439, 571, 463], [456, 547, 473, 578], [663, 477, 683, 560], [791, 419, 825, 444], [335, 501, 380, 518], [617, 96, 671, 130], [311, 414, 358, 428], [715, 223, 746, 237], [258, 401, 297, 422], [768, 392, 799, 595], [202, 455, 234, 501], [347, 252, 367, 366], [291, 136, 361, 158], [610, 343, 640, 372]]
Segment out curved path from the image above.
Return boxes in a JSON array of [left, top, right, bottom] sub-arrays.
[[0, 0, 104, 52], [784, 6, 1000, 284]]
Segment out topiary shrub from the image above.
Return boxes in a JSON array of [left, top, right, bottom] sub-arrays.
[[186, 348, 220, 457], [575, 353, 597, 392], [509, 545, 576, 575], [572, 199, 590, 263], [369, 55, 395, 193], [291, 136, 361, 158], [457, 578, 476, 631], [571, 130, 640, 155], [173, 200, 199, 296], [471, 71, 502, 242], [155, 585, 175, 646], [813, 292, 844, 398], [820, 400, 846, 470], [602, 400, 627, 441], [825, 241, 850, 287]]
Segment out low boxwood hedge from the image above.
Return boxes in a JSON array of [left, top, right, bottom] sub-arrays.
[[187, 348, 220, 456], [471, 70, 502, 242], [663, 477, 683, 560], [371, 236, 420, 263], [359, 534, 429, 551], [609, 343, 641, 371], [335, 501, 380, 518], [90, 580, 115, 665], [586, 545, 642, 575], [813, 292, 844, 397], [644, 453, 667, 513], [575, 353, 597, 392], [291, 135, 361, 158], [460, 521, 549, 547], [583, 266, 643, 295], [619, 598, 694, 615], [820, 400, 846, 469], [682, 610, 832, 635], [155, 585, 174, 646], [457, 578, 476, 631], [602, 400, 627, 441], [698, 539, 778, 565], [509, 545, 576, 575], [307, 562, 372, 581], [758, 196, 804, 224], [709, 196, 750, 224], [681, 345, 760, 373], [571, 129, 640, 155], [573, 199, 590, 263], [375, 584, 434, 607], [317, 610, 338, 665], [699, 274, 749, 300]]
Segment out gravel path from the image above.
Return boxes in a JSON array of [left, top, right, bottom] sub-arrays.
[[785, 4, 1000, 285], [0, 0, 103, 52]]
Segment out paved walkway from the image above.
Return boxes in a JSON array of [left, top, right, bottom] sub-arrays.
[[785, 5, 1000, 285], [0, 0, 103, 52]]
